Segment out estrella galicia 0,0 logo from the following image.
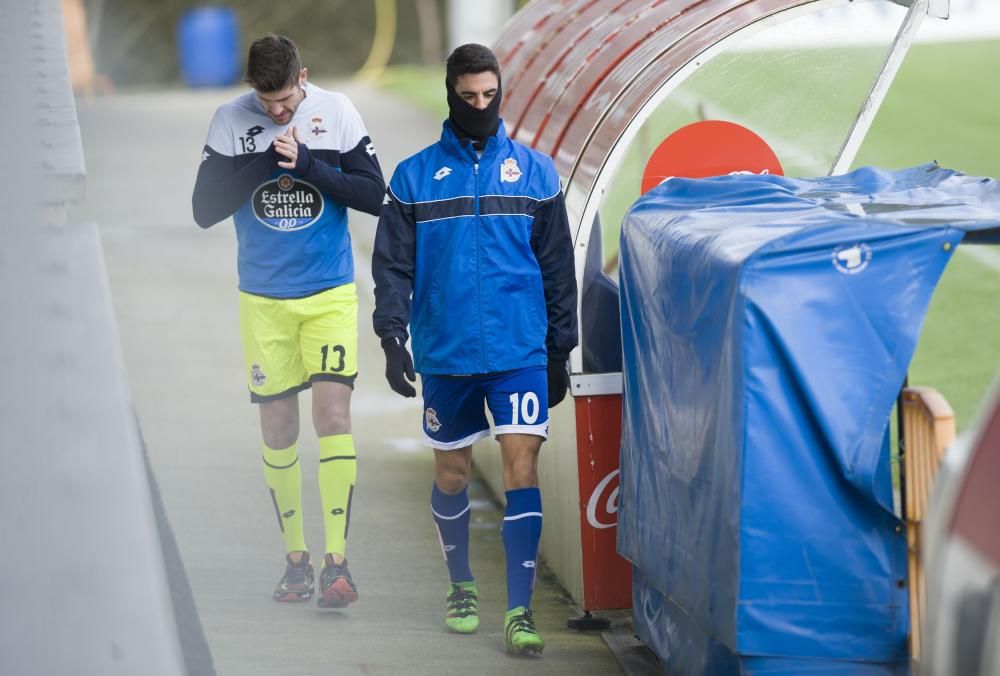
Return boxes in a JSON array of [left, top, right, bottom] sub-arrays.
[[252, 174, 324, 231]]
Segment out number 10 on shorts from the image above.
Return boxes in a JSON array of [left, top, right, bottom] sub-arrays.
[[509, 392, 540, 425]]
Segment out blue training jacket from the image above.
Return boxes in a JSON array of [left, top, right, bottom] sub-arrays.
[[372, 120, 578, 375]]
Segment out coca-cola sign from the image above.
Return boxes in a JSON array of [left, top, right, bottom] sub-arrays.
[[586, 469, 620, 530]]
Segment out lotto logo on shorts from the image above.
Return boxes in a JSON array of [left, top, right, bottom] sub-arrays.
[[252, 174, 325, 232], [425, 408, 442, 432], [251, 364, 267, 387]]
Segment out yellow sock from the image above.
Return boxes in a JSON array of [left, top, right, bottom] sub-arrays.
[[262, 443, 307, 553], [318, 434, 357, 557]]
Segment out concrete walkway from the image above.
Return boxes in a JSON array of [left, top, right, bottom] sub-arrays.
[[72, 81, 624, 676]]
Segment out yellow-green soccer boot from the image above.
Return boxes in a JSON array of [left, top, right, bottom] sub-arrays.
[[445, 582, 479, 634], [504, 606, 544, 656]]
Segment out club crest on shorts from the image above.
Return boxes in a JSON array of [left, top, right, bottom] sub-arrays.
[[251, 364, 267, 387], [425, 407, 442, 433], [500, 158, 522, 183]]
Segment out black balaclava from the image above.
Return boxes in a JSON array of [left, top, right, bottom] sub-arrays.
[[446, 73, 502, 151]]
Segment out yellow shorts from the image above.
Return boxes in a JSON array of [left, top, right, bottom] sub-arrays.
[[239, 284, 358, 402]]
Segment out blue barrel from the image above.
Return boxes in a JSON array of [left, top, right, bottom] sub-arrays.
[[177, 7, 240, 88]]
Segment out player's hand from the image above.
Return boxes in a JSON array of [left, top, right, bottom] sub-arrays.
[[547, 359, 570, 408], [275, 126, 302, 169], [381, 336, 417, 398]]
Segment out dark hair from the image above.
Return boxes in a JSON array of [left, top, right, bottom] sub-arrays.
[[446, 43, 500, 86], [245, 34, 302, 93]]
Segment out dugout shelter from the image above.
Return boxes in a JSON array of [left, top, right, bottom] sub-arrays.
[[479, 0, 955, 623]]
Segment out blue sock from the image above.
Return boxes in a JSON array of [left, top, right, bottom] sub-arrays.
[[431, 483, 473, 583], [502, 487, 543, 610]]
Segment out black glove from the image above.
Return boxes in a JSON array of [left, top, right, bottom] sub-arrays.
[[547, 359, 571, 408], [381, 336, 416, 397]]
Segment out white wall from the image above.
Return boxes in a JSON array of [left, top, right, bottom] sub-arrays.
[[737, 0, 1000, 51], [471, 399, 585, 603], [919, 0, 1000, 42], [447, 0, 516, 50]]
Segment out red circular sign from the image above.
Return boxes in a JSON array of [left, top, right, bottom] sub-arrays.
[[641, 120, 784, 194]]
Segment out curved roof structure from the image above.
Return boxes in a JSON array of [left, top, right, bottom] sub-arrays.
[[494, 0, 933, 229], [493, 0, 939, 378], [497, 1, 806, 197]]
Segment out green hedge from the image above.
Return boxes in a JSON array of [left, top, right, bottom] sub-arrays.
[[91, 0, 446, 86]]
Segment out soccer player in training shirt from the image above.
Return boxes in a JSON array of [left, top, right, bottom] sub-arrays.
[[192, 34, 384, 609]]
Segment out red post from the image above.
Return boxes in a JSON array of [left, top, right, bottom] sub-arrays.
[[574, 394, 632, 610]]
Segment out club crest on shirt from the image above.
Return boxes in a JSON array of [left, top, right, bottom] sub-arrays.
[[251, 364, 267, 387], [309, 117, 327, 137], [425, 408, 442, 433], [500, 158, 522, 183], [252, 173, 325, 231]]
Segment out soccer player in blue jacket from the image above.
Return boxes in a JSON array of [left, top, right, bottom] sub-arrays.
[[192, 35, 384, 610], [372, 44, 578, 656]]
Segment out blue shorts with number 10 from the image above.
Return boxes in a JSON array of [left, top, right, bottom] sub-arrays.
[[421, 365, 549, 450]]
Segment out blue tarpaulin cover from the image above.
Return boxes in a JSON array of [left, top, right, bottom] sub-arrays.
[[617, 164, 1000, 674]]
